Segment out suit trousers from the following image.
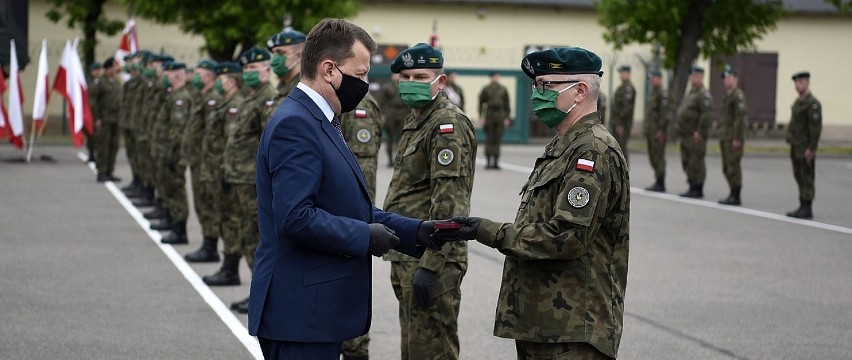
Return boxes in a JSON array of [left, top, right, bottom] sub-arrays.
[[258, 337, 341, 360]]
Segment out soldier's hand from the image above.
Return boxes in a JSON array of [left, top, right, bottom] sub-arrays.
[[732, 139, 742, 150], [412, 268, 437, 309], [804, 148, 815, 164], [693, 132, 703, 143], [220, 179, 232, 193], [416, 221, 442, 250], [655, 131, 665, 144], [367, 223, 400, 257], [433, 216, 481, 243]]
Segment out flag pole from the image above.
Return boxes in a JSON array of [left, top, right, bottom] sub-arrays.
[[25, 115, 36, 162]]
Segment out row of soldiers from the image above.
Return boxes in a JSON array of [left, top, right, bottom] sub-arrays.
[[606, 65, 821, 218]]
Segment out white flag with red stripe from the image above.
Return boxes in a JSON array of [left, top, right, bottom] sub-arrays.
[[7, 39, 25, 149], [576, 158, 595, 172], [0, 67, 8, 139], [32, 39, 51, 133], [52, 39, 93, 148]]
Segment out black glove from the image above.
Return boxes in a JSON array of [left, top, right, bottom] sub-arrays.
[[220, 179, 231, 193], [412, 268, 437, 309], [367, 223, 400, 256], [416, 221, 440, 250], [433, 216, 481, 243]]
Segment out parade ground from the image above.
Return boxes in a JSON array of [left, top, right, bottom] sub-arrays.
[[1, 143, 851, 359]]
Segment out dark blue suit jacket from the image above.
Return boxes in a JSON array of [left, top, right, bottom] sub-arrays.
[[249, 87, 425, 342]]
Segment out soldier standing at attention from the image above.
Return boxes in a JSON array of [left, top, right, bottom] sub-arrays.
[[718, 67, 748, 205], [184, 60, 223, 262], [610, 65, 635, 163], [786, 71, 821, 219], [90, 57, 123, 182], [444, 69, 465, 109], [676, 66, 712, 198], [433, 46, 629, 360], [378, 72, 408, 167], [222, 47, 277, 314], [129, 52, 161, 209], [644, 69, 668, 192], [84, 62, 102, 164], [383, 43, 477, 360], [479, 71, 510, 169], [267, 29, 306, 108], [120, 54, 145, 194], [597, 92, 607, 125]]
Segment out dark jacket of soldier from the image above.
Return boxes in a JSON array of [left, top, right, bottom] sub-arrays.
[[610, 80, 635, 132], [341, 93, 383, 200], [223, 84, 277, 184], [201, 92, 244, 183], [643, 85, 668, 136], [720, 87, 747, 142], [786, 93, 822, 150], [676, 84, 712, 138]]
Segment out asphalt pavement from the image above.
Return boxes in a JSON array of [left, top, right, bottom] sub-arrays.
[[1, 142, 850, 360]]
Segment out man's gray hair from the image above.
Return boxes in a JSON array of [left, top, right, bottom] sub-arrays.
[[575, 73, 601, 101]]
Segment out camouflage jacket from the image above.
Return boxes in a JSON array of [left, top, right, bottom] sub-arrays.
[[273, 73, 301, 110], [597, 93, 607, 125], [479, 82, 510, 120], [474, 112, 629, 358], [183, 88, 222, 168], [676, 84, 712, 138], [223, 83, 276, 184], [341, 93, 384, 201], [382, 93, 477, 270], [786, 93, 822, 150], [377, 81, 409, 132], [610, 80, 635, 129], [643, 85, 668, 137], [144, 81, 169, 145], [89, 76, 122, 124], [120, 75, 143, 130], [719, 87, 748, 141], [153, 86, 194, 163], [131, 78, 159, 140], [201, 92, 244, 182]]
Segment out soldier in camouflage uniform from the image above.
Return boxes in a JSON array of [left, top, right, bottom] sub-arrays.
[[381, 43, 477, 360], [435, 47, 628, 360], [676, 66, 712, 198], [90, 57, 123, 182], [718, 67, 748, 206], [644, 70, 669, 192], [340, 92, 383, 360], [153, 61, 194, 245], [220, 47, 277, 314], [120, 54, 145, 194], [444, 70, 464, 109], [479, 72, 511, 169], [184, 60, 223, 262], [786, 71, 822, 219], [610, 65, 635, 164], [597, 92, 607, 125], [267, 29, 306, 110], [84, 63, 102, 163], [377, 73, 409, 167], [201, 62, 245, 285], [128, 51, 160, 208], [144, 55, 177, 229]]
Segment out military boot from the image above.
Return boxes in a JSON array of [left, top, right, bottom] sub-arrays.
[[718, 187, 741, 206], [131, 188, 156, 207], [143, 204, 167, 220], [184, 236, 220, 262], [161, 222, 188, 244], [786, 200, 813, 219], [203, 255, 241, 286], [679, 183, 703, 198], [149, 211, 174, 231], [231, 296, 250, 314], [485, 155, 494, 169], [493, 156, 501, 170], [121, 176, 141, 193], [645, 177, 666, 192]]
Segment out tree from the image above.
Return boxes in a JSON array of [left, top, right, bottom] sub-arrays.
[[123, 0, 359, 61], [826, 0, 851, 12], [45, 0, 126, 70], [597, 0, 784, 124]]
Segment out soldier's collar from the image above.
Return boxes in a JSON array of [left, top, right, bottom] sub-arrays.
[[546, 112, 599, 157], [408, 92, 448, 129]]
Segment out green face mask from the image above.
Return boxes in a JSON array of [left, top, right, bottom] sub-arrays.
[[215, 79, 225, 95], [531, 83, 578, 128], [243, 70, 261, 88], [270, 54, 289, 77], [161, 75, 171, 89], [398, 76, 441, 108], [191, 74, 204, 89], [143, 67, 157, 79]]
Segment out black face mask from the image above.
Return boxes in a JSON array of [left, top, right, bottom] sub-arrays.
[[333, 65, 369, 113]]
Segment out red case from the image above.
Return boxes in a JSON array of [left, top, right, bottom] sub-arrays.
[[433, 220, 462, 230]]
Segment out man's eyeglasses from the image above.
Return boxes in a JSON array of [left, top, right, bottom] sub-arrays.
[[532, 80, 579, 95]]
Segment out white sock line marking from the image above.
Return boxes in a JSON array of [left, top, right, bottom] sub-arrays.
[[77, 152, 262, 359], [478, 156, 852, 236]]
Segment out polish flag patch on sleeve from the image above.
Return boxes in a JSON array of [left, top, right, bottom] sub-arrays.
[[576, 159, 595, 172], [439, 124, 454, 134], [355, 109, 367, 118]]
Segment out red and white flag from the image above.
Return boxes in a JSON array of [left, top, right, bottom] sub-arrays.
[[439, 123, 454, 134], [0, 67, 8, 139], [52, 39, 93, 148], [576, 159, 595, 172], [115, 20, 139, 67], [429, 19, 439, 48], [7, 39, 25, 149], [32, 39, 51, 134]]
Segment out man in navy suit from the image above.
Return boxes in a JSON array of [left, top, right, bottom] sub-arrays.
[[249, 19, 438, 359]]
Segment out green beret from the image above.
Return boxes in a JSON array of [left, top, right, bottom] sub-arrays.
[[648, 69, 662, 77], [721, 66, 737, 78], [267, 30, 307, 49], [617, 65, 631, 72], [163, 61, 186, 71], [690, 66, 705, 74], [89, 62, 102, 70], [240, 47, 271, 66], [791, 71, 810, 80], [196, 59, 218, 71], [139, 50, 155, 64], [521, 47, 603, 79], [216, 61, 242, 75], [390, 43, 443, 73]]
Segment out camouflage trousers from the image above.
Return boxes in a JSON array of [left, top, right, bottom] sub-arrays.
[[84, 128, 96, 161], [342, 334, 370, 357], [160, 160, 188, 222], [515, 340, 614, 360], [680, 137, 706, 185], [720, 139, 743, 188], [95, 122, 120, 176], [233, 183, 259, 271], [193, 172, 220, 238], [219, 183, 242, 257], [484, 117, 505, 158], [135, 138, 154, 187], [646, 136, 666, 179], [123, 129, 139, 179], [390, 261, 466, 360], [790, 147, 815, 201]]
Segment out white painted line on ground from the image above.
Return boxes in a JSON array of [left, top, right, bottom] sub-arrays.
[[482, 156, 852, 236], [77, 152, 263, 360]]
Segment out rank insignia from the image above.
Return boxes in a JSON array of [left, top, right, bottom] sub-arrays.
[[568, 186, 590, 208], [356, 129, 371, 143], [437, 148, 454, 166]]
